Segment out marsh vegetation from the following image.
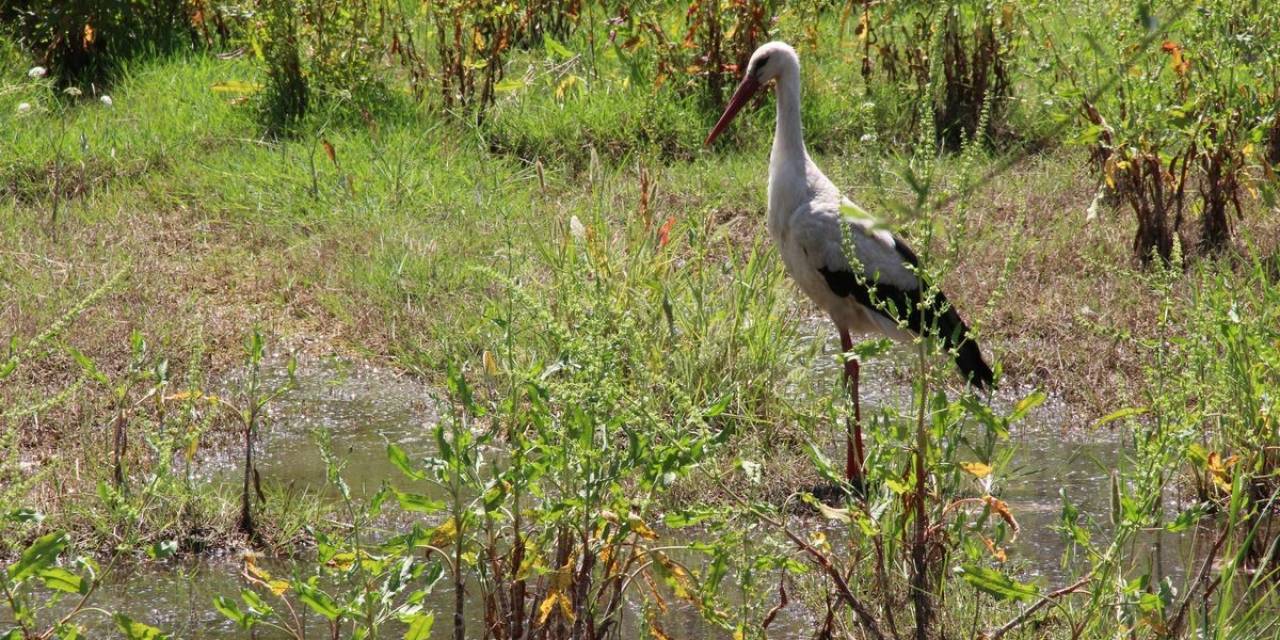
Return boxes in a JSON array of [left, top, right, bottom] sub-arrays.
[[2, 0, 1280, 638]]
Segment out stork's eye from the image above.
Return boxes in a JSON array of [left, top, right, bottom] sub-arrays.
[[751, 55, 771, 78]]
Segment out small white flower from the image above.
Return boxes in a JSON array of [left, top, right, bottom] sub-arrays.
[[100, 95, 113, 107], [859, 133, 877, 143], [28, 66, 46, 79], [16, 102, 31, 114], [569, 215, 586, 241]]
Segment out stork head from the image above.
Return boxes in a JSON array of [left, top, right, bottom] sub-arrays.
[[704, 41, 800, 146]]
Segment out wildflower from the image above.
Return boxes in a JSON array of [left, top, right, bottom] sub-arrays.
[[100, 95, 113, 107], [28, 66, 46, 79], [569, 215, 586, 241], [16, 102, 31, 114], [860, 133, 877, 143]]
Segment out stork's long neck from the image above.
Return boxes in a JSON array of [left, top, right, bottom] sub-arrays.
[[768, 69, 809, 223]]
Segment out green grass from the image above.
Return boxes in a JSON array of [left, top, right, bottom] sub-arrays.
[[4, 1, 1280, 636]]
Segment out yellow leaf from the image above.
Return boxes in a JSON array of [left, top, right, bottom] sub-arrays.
[[628, 515, 659, 540], [649, 620, 673, 640], [268, 579, 289, 596], [961, 462, 994, 479], [980, 535, 1008, 563], [554, 75, 579, 101], [1207, 452, 1238, 492], [1104, 155, 1118, 189], [815, 501, 854, 523], [984, 495, 1021, 542], [553, 557, 574, 591], [328, 552, 356, 571], [557, 592, 575, 622], [211, 80, 262, 94], [244, 553, 271, 580], [538, 592, 558, 624], [430, 518, 458, 547], [482, 350, 498, 376]]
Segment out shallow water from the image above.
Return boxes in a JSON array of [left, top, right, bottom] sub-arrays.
[[32, 342, 1193, 637]]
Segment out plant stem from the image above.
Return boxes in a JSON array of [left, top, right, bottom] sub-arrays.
[[911, 341, 931, 639]]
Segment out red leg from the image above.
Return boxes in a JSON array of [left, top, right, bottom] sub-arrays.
[[839, 329, 865, 485]]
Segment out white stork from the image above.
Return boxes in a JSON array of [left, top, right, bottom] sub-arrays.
[[704, 41, 994, 486]]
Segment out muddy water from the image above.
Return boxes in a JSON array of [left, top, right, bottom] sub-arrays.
[[56, 346, 1182, 637]]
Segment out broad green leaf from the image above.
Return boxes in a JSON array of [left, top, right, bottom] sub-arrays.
[[147, 540, 177, 560], [9, 531, 67, 581], [40, 568, 87, 594], [403, 612, 434, 640], [212, 596, 252, 629], [394, 490, 445, 514], [388, 444, 424, 480], [241, 589, 274, 616], [543, 33, 572, 59], [5, 508, 43, 524], [112, 614, 169, 640], [956, 565, 1040, 602], [297, 580, 342, 620]]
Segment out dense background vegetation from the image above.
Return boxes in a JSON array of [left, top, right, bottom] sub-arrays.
[[2, 0, 1279, 638]]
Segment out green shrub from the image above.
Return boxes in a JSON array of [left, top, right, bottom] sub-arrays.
[[0, 0, 198, 85]]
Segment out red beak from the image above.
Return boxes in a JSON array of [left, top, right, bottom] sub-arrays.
[[704, 76, 762, 146]]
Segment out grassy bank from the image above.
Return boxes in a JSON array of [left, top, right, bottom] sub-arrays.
[[4, 0, 1280, 637]]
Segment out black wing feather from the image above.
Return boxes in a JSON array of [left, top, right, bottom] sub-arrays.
[[818, 265, 994, 390]]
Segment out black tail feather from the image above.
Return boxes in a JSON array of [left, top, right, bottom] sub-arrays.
[[816, 266, 995, 389], [939, 306, 995, 390]]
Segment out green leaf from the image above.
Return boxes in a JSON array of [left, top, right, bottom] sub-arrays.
[[146, 540, 177, 560], [663, 509, 714, 529], [68, 348, 109, 385], [8, 531, 67, 581], [297, 580, 342, 621], [394, 490, 445, 514], [956, 565, 1040, 602], [40, 568, 87, 594], [403, 612, 434, 640], [543, 33, 573, 59], [112, 614, 169, 640], [240, 589, 274, 616], [388, 444, 424, 480], [701, 393, 732, 419], [1092, 406, 1147, 428], [1008, 390, 1046, 422], [5, 508, 44, 524], [494, 78, 526, 93], [55, 624, 82, 640], [212, 596, 252, 629]]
